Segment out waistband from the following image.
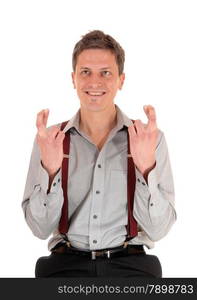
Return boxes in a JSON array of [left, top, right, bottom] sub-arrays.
[[51, 241, 145, 260]]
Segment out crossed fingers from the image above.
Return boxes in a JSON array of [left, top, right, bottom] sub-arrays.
[[36, 109, 63, 143], [143, 105, 157, 130], [128, 105, 157, 138]]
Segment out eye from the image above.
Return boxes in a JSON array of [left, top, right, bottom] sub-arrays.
[[102, 70, 111, 76], [80, 70, 90, 75]]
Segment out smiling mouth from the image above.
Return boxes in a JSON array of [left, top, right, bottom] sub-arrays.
[[85, 91, 106, 96]]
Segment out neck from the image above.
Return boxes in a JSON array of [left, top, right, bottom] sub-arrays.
[[79, 105, 117, 136]]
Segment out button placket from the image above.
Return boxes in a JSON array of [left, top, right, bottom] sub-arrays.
[[89, 151, 105, 249]]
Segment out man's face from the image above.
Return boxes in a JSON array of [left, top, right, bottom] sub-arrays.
[[72, 49, 125, 112]]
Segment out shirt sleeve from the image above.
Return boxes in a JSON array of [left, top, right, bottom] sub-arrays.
[[21, 136, 64, 239], [133, 130, 177, 241]]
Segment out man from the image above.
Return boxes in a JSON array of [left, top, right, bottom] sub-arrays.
[[22, 30, 176, 278]]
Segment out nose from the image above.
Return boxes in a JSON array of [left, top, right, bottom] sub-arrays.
[[86, 73, 103, 89]]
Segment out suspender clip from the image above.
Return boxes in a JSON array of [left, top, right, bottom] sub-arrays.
[[91, 251, 96, 260]]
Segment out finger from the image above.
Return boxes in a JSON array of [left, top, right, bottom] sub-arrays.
[[143, 105, 156, 122], [143, 105, 157, 129], [36, 112, 46, 138], [43, 109, 49, 127], [36, 109, 49, 133]]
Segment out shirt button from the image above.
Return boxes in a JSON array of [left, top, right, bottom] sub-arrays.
[[137, 178, 140, 183], [150, 203, 154, 206], [93, 215, 97, 219], [53, 182, 56, 187], [93, 240, 97, 244], [98, 164, 101, 168], [44, 203, 46, 207], [96, 190, 100, 194], [58, 178, 60, 183]]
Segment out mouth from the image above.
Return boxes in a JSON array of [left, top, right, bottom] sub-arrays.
[[85, 91, 106, 97]]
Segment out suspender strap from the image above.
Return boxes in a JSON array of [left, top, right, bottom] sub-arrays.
[[58, 121, 138, 239], [126, 129, 138, 239], [58, 121, 70, 234]]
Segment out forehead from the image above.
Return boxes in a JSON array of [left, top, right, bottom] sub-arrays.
[[76, 49, 118, 69]]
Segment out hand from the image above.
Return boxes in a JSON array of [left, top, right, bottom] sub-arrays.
[[36, 109, 65, 176], [128, 105, 158, 178]]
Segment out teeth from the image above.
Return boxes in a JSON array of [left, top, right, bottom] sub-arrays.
[[87, 92, 104, 96]]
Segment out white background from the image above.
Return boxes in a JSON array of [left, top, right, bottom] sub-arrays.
[[0, 0, 196, 277]]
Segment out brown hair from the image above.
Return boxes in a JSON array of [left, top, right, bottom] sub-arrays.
[[72, 30, 125, 75]]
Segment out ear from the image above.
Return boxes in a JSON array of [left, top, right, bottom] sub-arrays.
[[71, 72, 76, 89], [119, 73, 125, 90]]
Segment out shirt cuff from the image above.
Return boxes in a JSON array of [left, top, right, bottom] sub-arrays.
[[135, 166, 149, 188], [134, 163, 159, 197], [135, 163, 158, 187], [135, 163, 160, 207], [37, 161, 62, 194]]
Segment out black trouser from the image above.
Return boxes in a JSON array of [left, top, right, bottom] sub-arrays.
[[35, 245, 162, 278]]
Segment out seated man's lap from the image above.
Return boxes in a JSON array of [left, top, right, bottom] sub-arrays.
[[35, 251, 162, 278]]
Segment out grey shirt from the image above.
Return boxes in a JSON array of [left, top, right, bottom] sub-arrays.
[[22, 104, 176, 251]]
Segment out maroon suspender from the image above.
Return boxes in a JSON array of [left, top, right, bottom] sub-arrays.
[[58, 121, 70, 234], [58, 121, 138, 240], [126, 129, 138, 239]]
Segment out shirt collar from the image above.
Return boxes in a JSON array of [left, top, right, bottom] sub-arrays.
[[62, 104, 133, 134], [115, 104, 134, 131]]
